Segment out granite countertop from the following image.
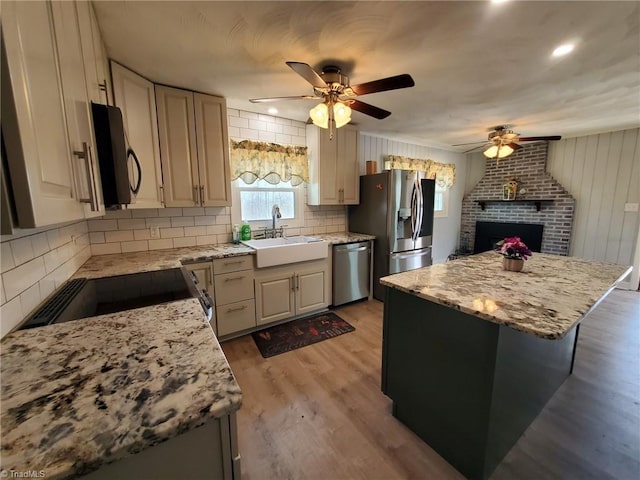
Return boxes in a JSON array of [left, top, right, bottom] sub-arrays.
[[314, 232, 376, 244], [0, 298, 242, 479], [75, 234, 375, 279], [380, 251, 632, 339]]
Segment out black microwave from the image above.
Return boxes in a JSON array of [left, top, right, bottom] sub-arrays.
[[91, 103, 141, 207]]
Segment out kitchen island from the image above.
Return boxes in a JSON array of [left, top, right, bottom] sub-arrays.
[[379, 251, 631, 480]]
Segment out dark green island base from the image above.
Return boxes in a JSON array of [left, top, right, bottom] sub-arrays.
[[381, 287, 579, 479]]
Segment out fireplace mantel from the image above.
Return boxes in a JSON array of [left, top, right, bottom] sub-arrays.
[[476, 199, 553, 212]]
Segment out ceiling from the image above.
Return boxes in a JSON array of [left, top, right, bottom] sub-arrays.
[[93, 1, 640, 151]]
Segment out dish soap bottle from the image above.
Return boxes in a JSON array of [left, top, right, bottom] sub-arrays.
[[232, 224, 240, 244], [240, 221, 252, 241]]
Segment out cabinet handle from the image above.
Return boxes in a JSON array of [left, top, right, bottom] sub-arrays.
[[98, 80, 109, 105], [295, 274, 299, 291], [226, 305, 247, 313], [224, 260, 244, 266], [158, 185, 165, 203], [193, 185, 199, 205], [291, 275, 295, 292], [73, 142, 98, 211], [199, 185, 205, 204], [224, 276, 245, 282]]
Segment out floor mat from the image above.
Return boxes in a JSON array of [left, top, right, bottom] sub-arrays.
[[251, 311, 355, 358]]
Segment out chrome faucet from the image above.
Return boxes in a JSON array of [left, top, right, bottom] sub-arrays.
[[272, 204, 282, 230]]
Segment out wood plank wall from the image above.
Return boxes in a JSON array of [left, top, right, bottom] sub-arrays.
[[547, 128, 639, 266]]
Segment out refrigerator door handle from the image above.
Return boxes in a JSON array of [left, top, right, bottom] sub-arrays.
[[411, 176, 423, 242], [410, 183, 418, 240], [415, 175, 424, 240]]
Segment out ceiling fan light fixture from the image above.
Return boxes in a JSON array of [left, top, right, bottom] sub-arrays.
[[333, 102, 352, 128], [309, 102, 329, 129], [483, 144, 514, 159]]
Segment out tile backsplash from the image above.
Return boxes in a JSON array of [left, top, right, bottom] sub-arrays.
[[0, 221, 91, 337]]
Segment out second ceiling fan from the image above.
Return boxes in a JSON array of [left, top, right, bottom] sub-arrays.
[[455, 125, 562, 159], [250, 62, 415, 137]]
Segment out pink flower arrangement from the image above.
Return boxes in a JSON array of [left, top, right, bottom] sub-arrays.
[[495, 237, 533, 260]]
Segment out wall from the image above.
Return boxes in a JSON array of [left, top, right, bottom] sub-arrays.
[[461, 142, 575, 255], [88, 109, 346, 254], [358, 134, 468, 263], [0, 221, 91, 336], [547, 128, 639, 266]]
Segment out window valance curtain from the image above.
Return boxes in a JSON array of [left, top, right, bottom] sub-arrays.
[[383, 155, 456, 189], [230, 140, 309, 186]]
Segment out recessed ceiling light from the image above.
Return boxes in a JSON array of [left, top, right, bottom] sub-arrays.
[[552, 44, 574, 57], [491, 0, 509, 4], [268, 107, 278, 115]]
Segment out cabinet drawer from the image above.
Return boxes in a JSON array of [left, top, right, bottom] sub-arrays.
[[216, 299, 256, 337], [213, 256, 253, 274], [214, 271, 254, 305]]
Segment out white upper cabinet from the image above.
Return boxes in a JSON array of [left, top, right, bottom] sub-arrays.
[[2, 0, 85, 227], [50, 0, 104, 218], [76, 1, 111, 105], [306, 124, 360, 205], [155, 85, 231, 207], [111, 62, 164, 208], [194, 93, 231, 206]]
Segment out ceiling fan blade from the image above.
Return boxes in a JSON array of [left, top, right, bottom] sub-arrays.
[[350, 74, 415, 96], [452, 141, 486, 147], [249, 95, 321, 103], [463, 144, 489, 154], [518, 136, 562, 141], [286, 61, 327, 89], [349, 100, 391, 119], [508, 142, 523, 150]]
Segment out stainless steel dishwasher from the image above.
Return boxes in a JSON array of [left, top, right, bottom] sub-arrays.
[[333, 241, 371, 306]]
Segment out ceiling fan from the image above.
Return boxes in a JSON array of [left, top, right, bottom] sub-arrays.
[[454, 125, 562, 159], [250, 61, 415, 138]]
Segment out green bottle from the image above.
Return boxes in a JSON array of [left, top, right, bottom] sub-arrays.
[[240, 221, 252, 241]]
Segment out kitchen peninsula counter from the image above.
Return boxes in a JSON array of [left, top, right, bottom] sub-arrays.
[[0, 298, 241, 478], [379, 252, 631, 479]]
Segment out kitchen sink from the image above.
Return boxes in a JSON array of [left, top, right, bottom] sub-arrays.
[[242, 236, 329, 268]]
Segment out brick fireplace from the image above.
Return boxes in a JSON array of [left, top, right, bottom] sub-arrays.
[[460, 142, 575, 255]]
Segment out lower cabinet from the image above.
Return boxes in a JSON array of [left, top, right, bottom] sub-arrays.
[[213, 256, 256, 337], [254, 259, 329, 326], [82, 413, 240, 480], [184, 256, 330, 339]]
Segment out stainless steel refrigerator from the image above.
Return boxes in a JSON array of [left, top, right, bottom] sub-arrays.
[[348, 170, 435, 301]]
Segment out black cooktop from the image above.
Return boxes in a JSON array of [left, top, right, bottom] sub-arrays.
[[21, 268, 197, 329]]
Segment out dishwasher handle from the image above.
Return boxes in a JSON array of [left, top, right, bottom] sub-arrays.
[[334, 242, 370, 253]]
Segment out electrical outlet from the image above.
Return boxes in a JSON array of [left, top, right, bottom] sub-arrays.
[[150, 226, 160, 238], [624, 203, 639, 212]]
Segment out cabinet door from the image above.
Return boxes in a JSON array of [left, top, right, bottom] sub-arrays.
[[156, 86, 200, 207], [318, 128, 340, 204], [76, 1, 110, 105], [51, 0, 104, 219], [339, 125, 360, 205], [194, 93, 231, 206], [112, 62, 164, 208], [295, 266, 329, 315], [254, 274, 295, 325], [2, 0, 84, 227]]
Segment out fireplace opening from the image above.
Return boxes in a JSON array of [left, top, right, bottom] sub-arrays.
[[474, 221, 544, 254]]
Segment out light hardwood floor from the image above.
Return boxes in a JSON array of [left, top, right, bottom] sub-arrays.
[[222, 290, 640, 480]]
